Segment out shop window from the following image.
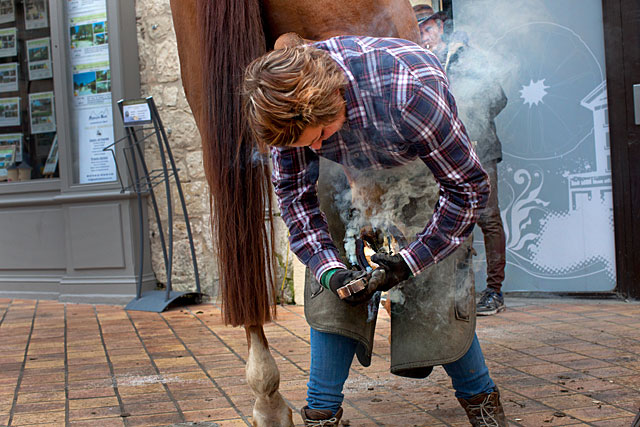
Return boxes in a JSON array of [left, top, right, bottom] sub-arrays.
[[0, 0, 121, 187], [0, 0, 57, 183]]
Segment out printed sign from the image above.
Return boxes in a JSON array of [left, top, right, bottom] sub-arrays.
[[0, 143, 15, 179], [0, 132, 21, 161], [24, 0, 48, 30], [29, 91, 55, 134], [0, 27, 16, 58], [42, 135, 58, 175], [0, 0, 15, 24], [0, 62, 17, 92], [27, 38, 53, 80], [122, 99, 152, 126], [0, 96, 19, 126]]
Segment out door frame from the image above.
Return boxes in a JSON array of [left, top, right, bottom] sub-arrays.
[[602, 0, 640, 299]]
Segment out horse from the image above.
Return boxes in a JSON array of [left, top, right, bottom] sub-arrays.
[[168, 1, 420, 425]]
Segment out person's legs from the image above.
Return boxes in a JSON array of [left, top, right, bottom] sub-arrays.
[[477, 161, 507, 316], [477, 162, 506, 293], [444, 334, 507, 426], [306, 327, 357, 414], [442, 334, 495, 399]]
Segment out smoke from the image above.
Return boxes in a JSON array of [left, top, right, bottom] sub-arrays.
[[331, 160, 439, 265], [445, 0, 554, 116]]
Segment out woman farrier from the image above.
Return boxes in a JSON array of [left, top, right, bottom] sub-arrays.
[[243, 35, 508, 427]]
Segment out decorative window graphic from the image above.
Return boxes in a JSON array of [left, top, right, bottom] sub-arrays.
[[454, 1, 615, 292]]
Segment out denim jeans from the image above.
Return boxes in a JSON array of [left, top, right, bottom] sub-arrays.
[[307, 328, 496, 414]]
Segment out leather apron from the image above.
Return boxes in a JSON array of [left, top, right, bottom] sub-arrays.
[[304, 158, 476, 376]]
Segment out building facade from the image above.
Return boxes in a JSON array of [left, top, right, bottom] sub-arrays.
[[0, 0, 637, 303]]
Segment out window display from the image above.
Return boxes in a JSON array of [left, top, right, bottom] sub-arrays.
[[0, 0, 56, 181]]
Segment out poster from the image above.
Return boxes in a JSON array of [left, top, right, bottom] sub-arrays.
[[29, 91, 55, 134], [0, 143, 15, 180], [0, 97, 19, 126], [0, 27, 16, 57], [69, 12, 108, 58], [26, 38, 52, 80], [0, 133, 21, 162], [72, 61, 111, 105], [0, 62, 17, 92], [0, 0, 14, 24], [24, 0, 48, 30], [68, 0, 116, 184], [42, 135, 58, 175]]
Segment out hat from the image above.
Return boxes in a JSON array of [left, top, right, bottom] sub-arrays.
[[419, 10, 449, 25], [413, 4, 434, 23]]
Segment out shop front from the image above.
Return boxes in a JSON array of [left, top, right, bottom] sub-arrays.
[[0, 0, 153, 303], [415, 0, 639, 298]]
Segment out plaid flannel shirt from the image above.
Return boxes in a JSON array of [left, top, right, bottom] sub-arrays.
[[271, 36, 489, 282]]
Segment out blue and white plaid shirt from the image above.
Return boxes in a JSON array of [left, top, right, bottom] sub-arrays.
[[271, 36, 489, 282]]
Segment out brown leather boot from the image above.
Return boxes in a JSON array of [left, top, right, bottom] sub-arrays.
[[457, 388, 507, 426], [300, 406, 343, 426]]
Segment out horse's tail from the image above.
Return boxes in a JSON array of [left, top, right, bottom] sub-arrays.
[[196, 0, 276, 327]]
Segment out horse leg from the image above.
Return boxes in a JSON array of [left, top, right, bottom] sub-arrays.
[[245, 325, 294, 427]]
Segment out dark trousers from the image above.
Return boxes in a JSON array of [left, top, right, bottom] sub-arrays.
[[477, 161, 506, 291]]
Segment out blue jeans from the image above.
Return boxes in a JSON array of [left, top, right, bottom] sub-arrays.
[[307, 328, 496, 413]]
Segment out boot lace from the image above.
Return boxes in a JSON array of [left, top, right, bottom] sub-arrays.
[[466, 393, 500, 427], [304, 416, 338, 427]]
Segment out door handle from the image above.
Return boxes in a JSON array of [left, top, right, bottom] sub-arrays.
[[634, 84, 640, 125]]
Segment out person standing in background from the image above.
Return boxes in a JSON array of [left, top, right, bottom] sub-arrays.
[[416, 8, 509, 316]]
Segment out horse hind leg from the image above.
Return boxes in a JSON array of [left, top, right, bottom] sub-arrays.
[[245, 325, 294, 427]]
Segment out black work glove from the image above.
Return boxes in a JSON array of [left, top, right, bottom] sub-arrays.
[[328, 268, 387, 306], [370, 253, 412, 292]]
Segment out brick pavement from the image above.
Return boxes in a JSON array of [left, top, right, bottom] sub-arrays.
[[0, 297, 639, 426]]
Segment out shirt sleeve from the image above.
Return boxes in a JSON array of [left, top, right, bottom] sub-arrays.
[[270, 146, 347, 282], [393, 80, 490, 275]]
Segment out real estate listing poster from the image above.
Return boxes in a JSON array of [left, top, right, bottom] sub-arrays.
[[0, 0, 15, 24], [24, 0, 48, 30], [0, 27, 17, 58], [0, 62, 18, 92], [26, 38, 53, 80], [0, 132, 20, 162], [0, 96, 19, 127], [28, 91, 55, 134]]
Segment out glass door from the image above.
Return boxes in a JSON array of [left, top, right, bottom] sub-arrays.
[[448, 1, 615, 292]]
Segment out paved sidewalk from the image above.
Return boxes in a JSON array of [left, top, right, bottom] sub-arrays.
[[0, 297, 639, 427]]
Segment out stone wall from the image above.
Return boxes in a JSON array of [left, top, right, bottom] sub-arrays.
[[134, 0, 295, 303]]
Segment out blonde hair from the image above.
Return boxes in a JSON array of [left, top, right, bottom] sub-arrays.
[[243, 45, 346, 147]]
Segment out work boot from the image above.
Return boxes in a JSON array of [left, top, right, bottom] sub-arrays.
[[300, 406, 343, 426], [458, 388, 507, 426]]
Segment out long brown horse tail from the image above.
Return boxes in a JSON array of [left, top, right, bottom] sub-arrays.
[[196, 0, 276, 326]]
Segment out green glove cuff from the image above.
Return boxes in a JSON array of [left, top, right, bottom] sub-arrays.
[[320, 268, 341, 289]]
